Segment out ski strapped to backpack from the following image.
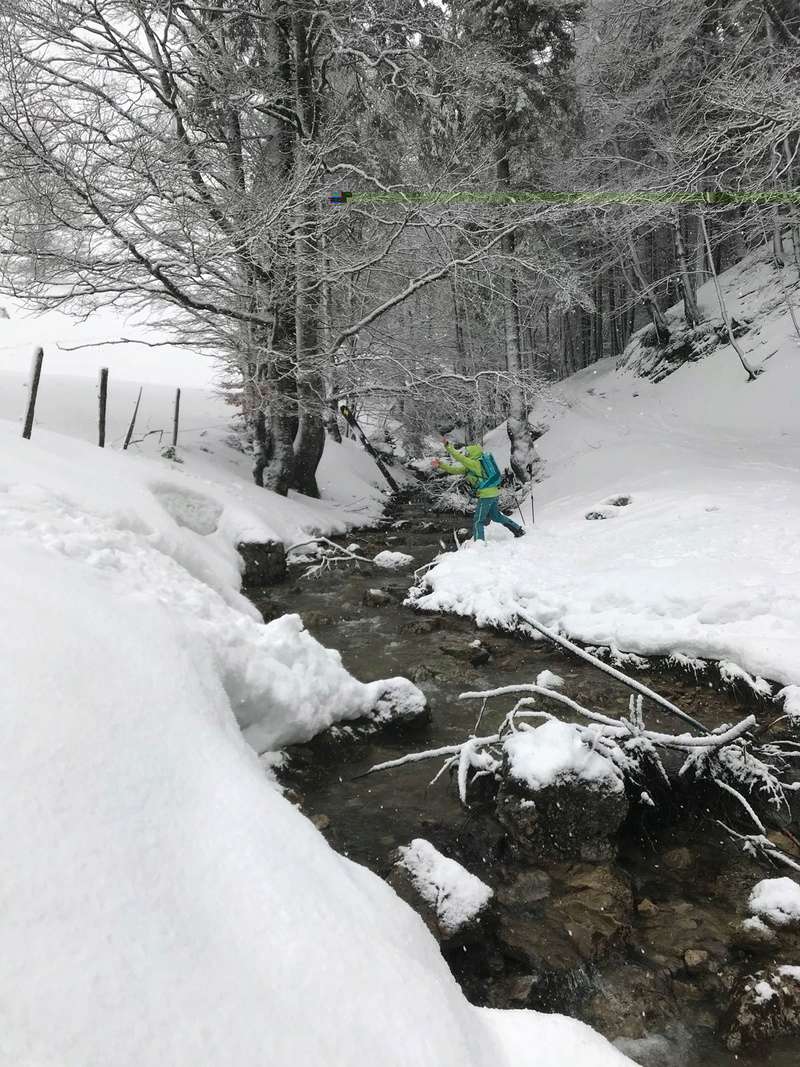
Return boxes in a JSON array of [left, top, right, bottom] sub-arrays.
[[477, 451, 502, 491]]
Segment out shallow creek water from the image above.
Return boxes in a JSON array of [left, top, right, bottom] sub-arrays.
[[247, 499, 798, 1067]]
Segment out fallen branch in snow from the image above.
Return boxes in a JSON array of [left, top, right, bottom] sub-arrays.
[[286, 536, 373, 579], [359, 671, 800, 874], [717, 823, 800, 875], [514, 610, 710, 734], [460, 682, 754, 748]]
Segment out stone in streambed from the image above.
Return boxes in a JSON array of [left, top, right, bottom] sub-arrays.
[[722, 965, 800, 1050], [401, 616, 445, 635], [363, 588, 393, 607], [494, 862, 633, 1010], [386, 840, 493, 944], [238, 540, 286, 586], [495, 721, 629, 863]]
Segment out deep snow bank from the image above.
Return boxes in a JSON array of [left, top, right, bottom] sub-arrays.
[[0, 422, 420, 749], [0, 436, 632, 1067], [413, 256, 800, 697]]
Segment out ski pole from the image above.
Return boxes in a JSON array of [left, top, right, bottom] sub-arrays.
[[514, 492, 526, 527]]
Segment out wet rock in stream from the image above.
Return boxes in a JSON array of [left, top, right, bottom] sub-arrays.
[[496, 773, 629, 864], [237, 539, 287, 586], [363, 588, 393, 608], [490, 862, 633, 1010], [722, 965, 800, 1049]]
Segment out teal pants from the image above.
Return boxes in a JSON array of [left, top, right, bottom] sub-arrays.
[[472, 497, 524, 541]]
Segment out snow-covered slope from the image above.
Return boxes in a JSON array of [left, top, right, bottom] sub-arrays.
[[0, 422, 632, 1067], [0, 421, 422, 749], [414, 250, 800, 703], [0, 367, 390, 530]]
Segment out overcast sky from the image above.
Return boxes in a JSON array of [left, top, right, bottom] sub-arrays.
[[0, 301, 220, 390]]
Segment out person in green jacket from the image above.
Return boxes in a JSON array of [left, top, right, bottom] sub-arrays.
[[432, 439, 525, 542]]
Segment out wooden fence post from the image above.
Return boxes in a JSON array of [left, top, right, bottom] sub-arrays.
[[172, 387, 181, 448], [98, 367, 109, 447], [122, 386, 143, 450], [22, 346, 44, 440]]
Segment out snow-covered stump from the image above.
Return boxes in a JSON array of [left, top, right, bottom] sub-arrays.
[[495, 720, 629, 863], [238, 539, 287, 586]]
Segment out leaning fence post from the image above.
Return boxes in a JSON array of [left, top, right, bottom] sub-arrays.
[[122, 386, 143, 450], [172, 387, 181, 448], [98, 367, 109, 447], [22, 346, 44, 440]]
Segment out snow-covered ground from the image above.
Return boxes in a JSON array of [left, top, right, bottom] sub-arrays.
[[0, 324, 634, 1064], [413, 249, 800, 704], [0, 525, 634, 1066]]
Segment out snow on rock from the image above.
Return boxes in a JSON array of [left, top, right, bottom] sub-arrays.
[[536, 669, 564, 689], [497, 720, 628, 862], [396, 839, 493, 935], [481, 1008, 634, 1067], [368, 678, 428, 725], [749, 877, 800, 926], [777, 685, 800, 720], [723, 964, 800, 1051], [374, 549, 414, 569], [503, 719, 624, 795]]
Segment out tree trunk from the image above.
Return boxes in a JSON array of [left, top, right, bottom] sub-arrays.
[[698, 211, 760, 381], [624, 234, 671, 343], [608, 272, 620, 355], [319, 229, 341, 443], [245, 357, 272, 486], [495, 128, 536, 481], [266, 398, 296, 495], [260, 0, 297, 496], [671, 208, 702, 327], [289, 7, 326, 497]]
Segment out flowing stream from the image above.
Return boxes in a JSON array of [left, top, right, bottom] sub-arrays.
[[247, 497, 798, 1067]]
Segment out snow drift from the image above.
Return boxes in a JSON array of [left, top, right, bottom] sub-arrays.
[[412, 250, 800, 694], [0, 421, 633, 1066], [0, 422, 420, 749]]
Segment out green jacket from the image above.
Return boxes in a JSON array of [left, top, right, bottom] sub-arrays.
[[437, 443, 500, 499]]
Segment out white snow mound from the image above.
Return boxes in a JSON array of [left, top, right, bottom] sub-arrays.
[[504, 719, 624, 794], [397, 839, 493, 934], [374, 549, 414, 569], [0, 422, 419, 751], [749, 877, 800, 926]]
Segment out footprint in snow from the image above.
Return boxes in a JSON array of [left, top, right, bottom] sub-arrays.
[[586, 495, 632, 520]]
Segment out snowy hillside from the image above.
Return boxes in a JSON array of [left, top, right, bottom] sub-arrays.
[[415, 252, 800, 709], [0, 408, 634, 1066], [0, 317, 638, 1066]]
